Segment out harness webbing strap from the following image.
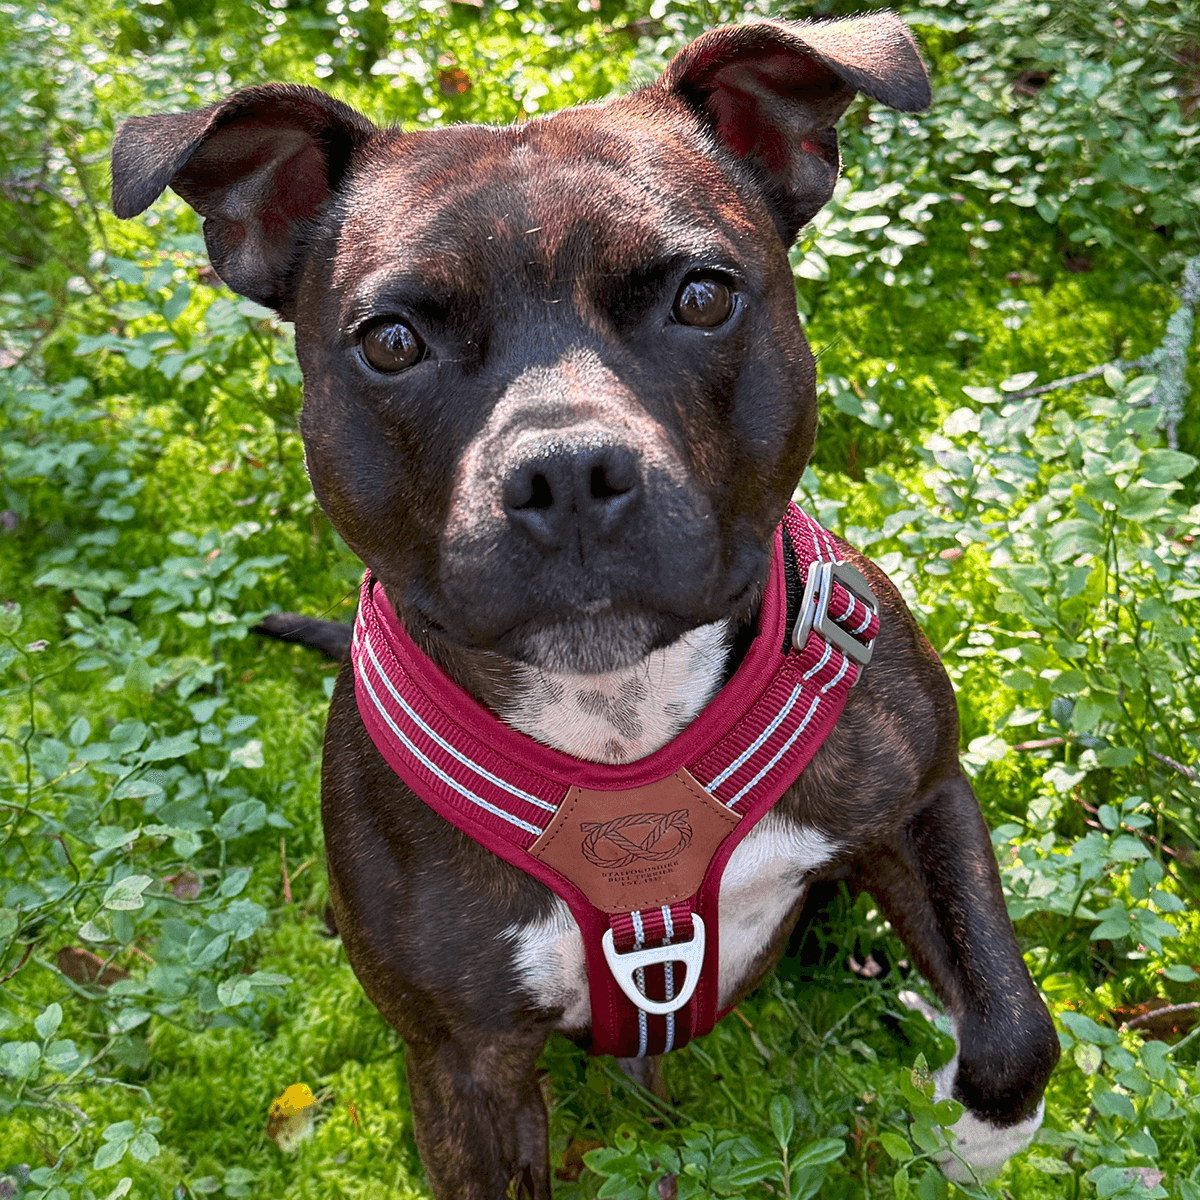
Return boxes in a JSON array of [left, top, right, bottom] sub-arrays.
[[350, 503, 877, 1058]]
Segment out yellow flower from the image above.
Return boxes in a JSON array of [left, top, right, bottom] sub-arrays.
[[266, 1083, 317, 1152]]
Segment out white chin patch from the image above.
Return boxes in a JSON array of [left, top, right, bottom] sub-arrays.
[[931, 1052, 1044, 1183], [502, 618, 732, 764]]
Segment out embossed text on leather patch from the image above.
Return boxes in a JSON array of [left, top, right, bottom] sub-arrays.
[[530, 769, 739, 913]]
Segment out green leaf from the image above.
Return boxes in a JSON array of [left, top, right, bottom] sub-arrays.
[[1109, 834, 1151, 861], [103, 875, 154, 911], [142, 733, 199, 762], [1059, 1011, 1119, 1045], [769, 1093, 794, 1149], [0, 1040, 42, 1079], [1162, 964, 1197, 982], [162, 281, 191, 323], [129, 1130, 160, 1163], [93, 1138, 129, 1172], [1026, 1154, 1073, 1176], [1091, 1086, 1136, 1121], [0, 602, 22, 636], [217, 977, 253, 1007], [1140, 449, 1197, 484], [789, 1138, 846, 1170], [879, 1131, 913, 1161], [1073, 1043, 1102, 1076], [122, 658, 153, 703], [1140, 1040, 1172, 1082], [34, 1003, 62, 1040], [722, 1156, 780, 1185]]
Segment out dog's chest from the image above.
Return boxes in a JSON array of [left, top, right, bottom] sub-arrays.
[[501, 814, 837, 1027], [495, 631, 839, 1028]]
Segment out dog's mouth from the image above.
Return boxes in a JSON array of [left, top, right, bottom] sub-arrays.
[[497, 608, 696, 675], [406, 550, 767, 676]]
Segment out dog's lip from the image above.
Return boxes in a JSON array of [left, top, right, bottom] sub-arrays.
[[406, 592, 705, 655], [395, 543, 770, 658], [574, 597, 612, 616]]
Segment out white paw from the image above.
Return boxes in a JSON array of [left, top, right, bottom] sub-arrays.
[[932, 1056, 1044, 1182]]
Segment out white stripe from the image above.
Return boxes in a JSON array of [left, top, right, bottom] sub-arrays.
[[707, 681, 804, 790], [725, 694, 821, 807], [661, 904, 676, 1051], [802, 638, 834, 682], [723, 651, 849, 807], [631, 910, 645, 945], [635, 970, 648, 1058], [705, 636, 835, 801], [851, 606, 874, 637], [358, 663, 545, 837], [663, 965, 675, 1054], [819, 653, 852, 696], [363, 630, 558, 814], [815, 521, 839, 559]]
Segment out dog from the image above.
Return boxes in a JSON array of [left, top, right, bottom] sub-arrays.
[[112, 13, 1058, 1197]]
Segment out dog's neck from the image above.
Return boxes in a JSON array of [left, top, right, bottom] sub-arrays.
[[408, 611, 737, 765], [500, 620, 735, 763]]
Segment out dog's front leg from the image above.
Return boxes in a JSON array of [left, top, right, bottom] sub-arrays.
[[859, 771, 1059, 1182], [404, 1030, 552, 1200]]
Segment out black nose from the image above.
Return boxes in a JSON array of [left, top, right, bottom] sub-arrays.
[[502, 442, 642, 551]]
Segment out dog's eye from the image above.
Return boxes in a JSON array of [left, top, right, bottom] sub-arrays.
[[360, 321, 424, 373], [673, 276, 735, 329]]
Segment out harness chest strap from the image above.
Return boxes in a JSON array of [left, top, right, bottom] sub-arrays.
[[350, 503, 879, 1058]]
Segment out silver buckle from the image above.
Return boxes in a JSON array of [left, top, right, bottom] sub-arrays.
[[600, 914, 706, 1017], [792, 560, 877, 667]]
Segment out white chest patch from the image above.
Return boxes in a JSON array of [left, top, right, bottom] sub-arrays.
[[713, 815, 839, 1007], [500, 815, 840, 1029], [500, 619, 732, 765]]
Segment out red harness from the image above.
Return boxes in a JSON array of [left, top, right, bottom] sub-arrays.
[[350, 503, 877, 1058]]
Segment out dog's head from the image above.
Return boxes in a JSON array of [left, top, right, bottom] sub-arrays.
[[113, 17, 928, 674]]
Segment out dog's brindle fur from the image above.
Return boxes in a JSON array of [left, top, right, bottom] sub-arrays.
[[113, 15, 1058, 1196]]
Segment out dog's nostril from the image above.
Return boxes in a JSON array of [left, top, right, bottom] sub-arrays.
[[590, 465, 626, 501], [589, 453, 638, 501], [526, 474, 553, 509], [503, 470, 554, 511]]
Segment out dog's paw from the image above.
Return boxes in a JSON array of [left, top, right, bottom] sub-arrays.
[[931, 1057, 1045, 1183]]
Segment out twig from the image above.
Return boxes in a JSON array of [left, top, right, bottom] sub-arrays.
[[0, 942, 33, 982], [1012, 737, 1067, 751], [1148, 750, 1200, 783], [280, 836, 292, 903], [1122, 1002, 1200, 1031], [1004, 365, 1114, 401]]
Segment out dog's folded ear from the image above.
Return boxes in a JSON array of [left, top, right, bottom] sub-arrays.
[[659, 15, 930, 244], [111, 86, 376, 316]]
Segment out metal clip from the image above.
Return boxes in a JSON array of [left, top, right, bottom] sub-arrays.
[[792, 560, 877, 668], [601, 915, 706, 1017]]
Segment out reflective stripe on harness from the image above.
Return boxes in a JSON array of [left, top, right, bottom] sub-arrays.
[[350, 503, 878, 1058]]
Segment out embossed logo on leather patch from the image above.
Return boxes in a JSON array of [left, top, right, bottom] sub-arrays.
[[530, 770, 739, 913], [580, 810, 692, 868]]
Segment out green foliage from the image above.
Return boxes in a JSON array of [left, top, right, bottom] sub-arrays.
[[1, 0, 1199, 1198]]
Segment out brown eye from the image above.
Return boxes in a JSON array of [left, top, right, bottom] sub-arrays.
[[673, 276, 735, 328], [360, 320, 424, 372]]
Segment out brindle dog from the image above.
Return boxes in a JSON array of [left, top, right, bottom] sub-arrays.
[[112, 14, 1058, 1197]]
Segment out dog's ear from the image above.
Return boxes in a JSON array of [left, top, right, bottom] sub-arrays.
[[111, 85, 377, 316], [660, 15, 930, 244]]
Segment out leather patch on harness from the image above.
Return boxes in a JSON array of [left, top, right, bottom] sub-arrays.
[[530, 769, 739, 913]]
